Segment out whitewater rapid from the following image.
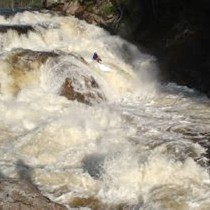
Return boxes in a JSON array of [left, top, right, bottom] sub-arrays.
[[0, 11, 210, 210]]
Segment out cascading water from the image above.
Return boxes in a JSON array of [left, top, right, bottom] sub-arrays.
[[0, 10, 210, 210]]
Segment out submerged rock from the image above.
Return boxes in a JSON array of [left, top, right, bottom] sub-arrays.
[[0, 25, 34, 35], [0, 178, 67, 210], [61, 76, 105, 105], [6, 48, 59, 70], [2, 49, 59, 96], [70, 196, 140, 210]]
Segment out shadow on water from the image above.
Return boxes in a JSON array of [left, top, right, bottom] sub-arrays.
[[0, 159, 34, 183], [82, 153, 105, 179], [0, 169, 5, 179], [0, 8, 40, 18], [15, 159, 33, 183]]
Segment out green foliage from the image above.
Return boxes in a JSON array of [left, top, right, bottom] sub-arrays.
[[0, 0, 42, 8], [101, 4, 115, 16], [79, 0, 94, 12], [28, 0, 42, 7]]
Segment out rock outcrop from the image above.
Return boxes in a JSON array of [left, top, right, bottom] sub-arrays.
[[61, 76, 105, 105], [0, 178, 67, 210], [1, 49, 59, 96], [6, 49, 59, 71]]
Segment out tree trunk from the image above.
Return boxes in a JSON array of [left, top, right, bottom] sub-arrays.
[[42, 0, 47, 8]]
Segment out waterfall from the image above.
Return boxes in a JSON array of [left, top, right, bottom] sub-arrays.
[[0, 10, 210, 210]]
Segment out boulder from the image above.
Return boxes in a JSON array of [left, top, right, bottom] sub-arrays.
[[0, 178, 67, 210], [61, 76, 105, 105], [2, 49, 59, 96]]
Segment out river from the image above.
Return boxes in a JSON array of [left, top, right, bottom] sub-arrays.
[[0, 11, 210, 210]]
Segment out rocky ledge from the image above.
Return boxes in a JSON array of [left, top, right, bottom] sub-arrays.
[[0, 178, 67, 210]]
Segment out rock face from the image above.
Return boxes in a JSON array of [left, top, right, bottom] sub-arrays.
[[0, 178, 67, 210], [0, 49, 59, 96], [130, 0, 210, 97], [6, 49, 59, 71], [113, 0, 210, 97]]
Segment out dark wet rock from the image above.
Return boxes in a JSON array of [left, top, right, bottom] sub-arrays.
[[60, 76, 105, 105], [3, 49, 59, 95], [0, 25, 34, 35], [70, 196, 103, 209], [7, 48, 59, 71], [0, 178, 67, 210], [118, 0, 210, 98], [70, 196, 141, 210], [0, 48, 64, 96], [7, 48, 59, 66]]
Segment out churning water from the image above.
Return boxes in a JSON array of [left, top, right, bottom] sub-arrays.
[[0, 11, 210, 210]]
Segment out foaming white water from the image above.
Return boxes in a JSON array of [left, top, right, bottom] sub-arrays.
[[0, 11, 158, 99], [0, 11, 210, 210]]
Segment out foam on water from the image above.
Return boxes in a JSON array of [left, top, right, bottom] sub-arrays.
[[0, 11, 210, 209]]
